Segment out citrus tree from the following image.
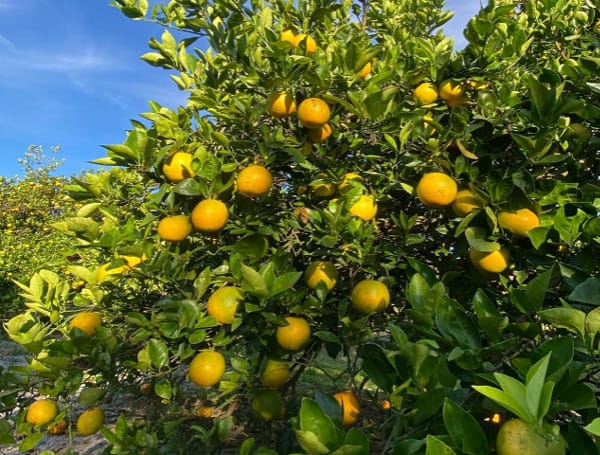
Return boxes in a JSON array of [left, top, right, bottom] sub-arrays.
[[3, 0, 600, 453]]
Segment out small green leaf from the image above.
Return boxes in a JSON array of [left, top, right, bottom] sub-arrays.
[[357, 343, 400, 392], [567, 421, 599, 455], [78, 387, 105, 406], [147, 338, 169, 369], [465, 227, 500, 252], [538, 308, 585, 338], [584, 418, 600, 437], [569, 278, 600, 304], [295, 430, 330, 455], [299, 398, 341, 450], [241, 263, 269, 298], [443, 399, 488, 455], [525, 354, 551, 424], [19, 432, 45, 452], [0, 418, 15, 444], [234, 234, 269, 262], [425, 435, 456, 455]]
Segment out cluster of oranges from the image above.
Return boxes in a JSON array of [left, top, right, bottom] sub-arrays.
[[412, 79, 470, 108], [415, 172, 540, 274], [25, 397, 104, 437]]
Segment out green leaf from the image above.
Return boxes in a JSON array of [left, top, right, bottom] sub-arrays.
[[532, 336, 574, 383], [78, 387, 105, 406], [342, 427, 370, 454], [525, 354, 551, 424], [19, 432, 45, 451], [271, 272, 302, 296], [443, 399, 488, 455], [153, 379, 172, 400], [465, 227, 500, 252], [567, 421, 599, 455], [295, 430, 330, 455], [234, 233, 269, 262], [472, 289, 508, 340], [425, 435, 456, 455], [435, 305, 481, 350], [569, 278, 600, 304], [299, 398, 341, 451], [0, 418, 15, 444], [584, 418, 600, 437], [147, 338, 169, 369], [538, 308, 585, 337], [241, 263, 269, 298], [472, 379, 530, 423], [357, 343, 400, 392]]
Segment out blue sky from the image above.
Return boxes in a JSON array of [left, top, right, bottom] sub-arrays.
[[0, 1, 481, 178]]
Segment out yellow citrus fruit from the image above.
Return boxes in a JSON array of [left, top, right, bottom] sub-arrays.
[[26, 399, 58, 426], [276, 316, 311, 351], [350, 195, 378, 221], [413, 82, 439, 104], [380, 399, 392, 411], [416, 172, 458, 208], [97, 262, 127, 282], [196, 406, 213, 418], [304, 261, 338, 291], [291, 33, 317, 53], [236, 164, 273, 197], [338, 173, 364, 195], [47, 419, 67, 435], [267, 91, 296, 118], [162, 152, 195, 182], [206, 286, 244, 324], [359, 61, 372, 79], [280, 28, 296, 44], [76, 407, 104, 435], [333, 390, 360, 426], [191, 199, 228, 232], [297, 98, 331, 129], [497, 208, 540, 237], [252, 389, 282, 421], [260, 359, 290, 388], [188, 350, 226, 387], [496, 418, 566, 455], [70, 312, 102, 336], [469, 247, 510, 274], [311, 176, 337, 198], [351, 279, 390, 314], [157, 214, 193, 242], [439, 79, 465, 100], [307, 123, 333, 143], [452, 188, 486, 216]]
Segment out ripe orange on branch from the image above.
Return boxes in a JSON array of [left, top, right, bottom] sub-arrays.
[[276, 316, 311, 351], [307, 123, 333, 143], [350, 195, 378, 221], [452, 188, 486, 216], [191, 199, 228, 232], [206, 286, 244, 324], [413, 82, 439, 104], [76, 407, 105, 435], [188, 350, 226, 387], [260, 359, 290, 388], [70, 311, 102, 336], [26, 399, 58, 426], [416, 172, 458, 207], [304, 261, 338, 291], [351, 279, 390, 314], [333, 390, 360, 426], [157, 214, 193, 242], [236, 164, 273, 197], [291, 33, 317, 54], [297, 98, 331, 129], [267, 91, 296, 118], [469, 247, 510, 273], [162, 152, 195, 182], [496, 418, 566, 455], [497, 208, 540, 237]]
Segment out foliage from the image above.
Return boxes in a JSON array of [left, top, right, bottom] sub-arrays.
[[2, 0, 600, 453]]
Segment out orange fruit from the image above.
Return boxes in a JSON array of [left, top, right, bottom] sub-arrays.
[[26, 399, 58, 426], [47, 419, 67, 435], [496, 418, 566, 455], [359, 61, 372, 79], [333, 390, 360, 426], [276, 316, 311, 351], [196, 406, 213, 418], [260, 359, 290, 388], [206, 286, 244, 324], [76, 407, 104, 435], [162, 152, 195, 182], [338, 172, 363, 195], [267, 91, 296, 118], [350, 195, 378, 221], [70, 311, 102, 336], [97, 262, 127, 282], [188, 350, 226, 387], [416, 172, 458, 207], [439, 79, 465, 101], [252, 390, 282, 421], [380, 399, 392, 411], [413, 82, 438, 104], [452, 188, 486, 216], [291, 33, 317, 53], [351, 279, 390, 314], [297, 98, 331, 129], [497, 208, 540, 237], [307, 123, 333, 143], [280, 28, 296, 44], [469, 247, 510, 273], [236, 164, 273, 197], [191, 199, 228, 232], [304, 261, 338, 291], [157, 214, 193, 242]]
